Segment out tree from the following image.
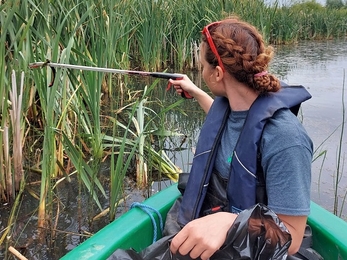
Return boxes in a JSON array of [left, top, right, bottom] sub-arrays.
[[326, 0, 345, 8]]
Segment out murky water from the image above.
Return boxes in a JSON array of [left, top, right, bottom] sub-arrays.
[[1, 39, 346, 260]]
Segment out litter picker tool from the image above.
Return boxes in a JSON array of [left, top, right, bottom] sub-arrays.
[[29, 60, 193, 99]]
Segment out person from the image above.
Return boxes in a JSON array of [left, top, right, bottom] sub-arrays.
[[165, 16, 313, 260]]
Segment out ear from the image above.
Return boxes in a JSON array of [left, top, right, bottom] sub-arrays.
[[215, 66, 224, 82]]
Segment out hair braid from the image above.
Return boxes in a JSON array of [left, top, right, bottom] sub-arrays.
[[202, 17, 281, 93]]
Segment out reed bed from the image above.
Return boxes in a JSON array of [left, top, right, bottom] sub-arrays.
[[1, 0, 347, 258]]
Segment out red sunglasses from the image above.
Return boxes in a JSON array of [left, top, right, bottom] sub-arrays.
[[202, 21, 225, 72]]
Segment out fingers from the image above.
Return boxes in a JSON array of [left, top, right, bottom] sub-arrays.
[[168, 75, 190, 89], [170, 213, 237, 259], [173, 85, 183, 95], [171, 239, 214, 260], [169, 73, 188, 83], [170, 226, 216, 260], [169, 78, 180, 85], [169, 79, 183, 91], [169, 229, 187, 254], [169, 81, 185, 98], [169, 76, 195, 98], [190, 245, 213, 260]]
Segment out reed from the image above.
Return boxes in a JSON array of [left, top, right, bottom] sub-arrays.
[[135, 97, 148, 187], [8, 71, 25, 196], [169, 0, 201, 70], [313, 71, 347, 218], [0, 0, 14, 202], [108, 104, 138, 221], [101, 83, 183, 218], [334, 70, 346, 217]]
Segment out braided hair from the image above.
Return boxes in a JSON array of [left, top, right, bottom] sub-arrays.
[[202, 16, 281, 93]]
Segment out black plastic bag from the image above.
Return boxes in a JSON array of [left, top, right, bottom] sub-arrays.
[[211, 203, 291, 259], [109, 234, 190, 260], [108, 204, 291, 260]]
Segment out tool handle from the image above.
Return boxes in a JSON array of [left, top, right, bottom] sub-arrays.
[[150, 72, 184, 80], [152, 72, 193, 99]]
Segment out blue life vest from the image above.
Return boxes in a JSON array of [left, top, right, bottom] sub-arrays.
[[177, 84, 312, 226]]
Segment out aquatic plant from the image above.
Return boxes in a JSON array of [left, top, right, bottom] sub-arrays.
[[334, 70, 346, 217], [313, 70, 347, 219]]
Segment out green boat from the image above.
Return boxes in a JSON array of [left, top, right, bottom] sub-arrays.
[[61, 184, 347, 260]]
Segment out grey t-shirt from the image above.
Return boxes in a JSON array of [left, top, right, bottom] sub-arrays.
[[214, 108, 313, 216]]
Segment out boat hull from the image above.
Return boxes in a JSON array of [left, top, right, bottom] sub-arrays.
[[61, 184, 347, 260]]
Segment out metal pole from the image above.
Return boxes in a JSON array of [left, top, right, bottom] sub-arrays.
[[29, 61, 151, 76], [28, 60, 192, 98]]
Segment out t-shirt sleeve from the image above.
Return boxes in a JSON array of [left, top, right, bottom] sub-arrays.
[[261, 110, 313, 216], [263, 145, 312, 215]]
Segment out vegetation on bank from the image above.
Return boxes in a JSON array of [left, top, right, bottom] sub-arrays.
[[0, 0, 346, 258]]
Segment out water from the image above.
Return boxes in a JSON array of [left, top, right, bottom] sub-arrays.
[[0, 165, 150, 259], [265, 0, 326, 6]]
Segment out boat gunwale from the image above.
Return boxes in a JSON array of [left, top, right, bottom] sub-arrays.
[[61, 184, 347, 260]]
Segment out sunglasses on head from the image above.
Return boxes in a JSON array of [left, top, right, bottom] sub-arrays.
[[202, 21, 225, 72]]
